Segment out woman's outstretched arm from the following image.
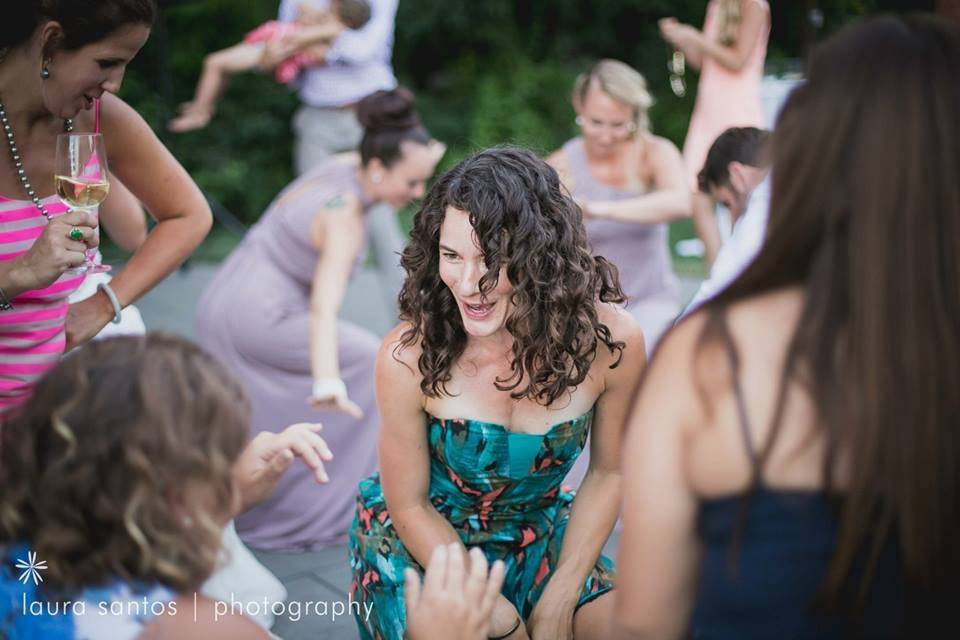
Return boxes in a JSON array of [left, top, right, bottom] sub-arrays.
[[581, 137, 692, 224], [306, 195, 367, 417]]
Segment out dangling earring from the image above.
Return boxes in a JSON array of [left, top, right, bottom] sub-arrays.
[[40, 59, 51, 80]]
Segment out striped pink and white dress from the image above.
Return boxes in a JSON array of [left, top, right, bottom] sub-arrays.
[[0, 195, 85, 419]]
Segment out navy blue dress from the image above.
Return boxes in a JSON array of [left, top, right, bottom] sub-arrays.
[[689, 361, 904, 639]]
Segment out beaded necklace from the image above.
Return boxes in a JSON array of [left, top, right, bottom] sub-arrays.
[[0, 97, 73, 220]]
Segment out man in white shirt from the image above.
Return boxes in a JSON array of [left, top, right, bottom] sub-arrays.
[[683, 127, 772, 316], [277, 0, 399, 172]]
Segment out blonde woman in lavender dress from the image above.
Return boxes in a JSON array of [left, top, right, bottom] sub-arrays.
[[547, 60, 691, 487], [547, 60, 690, 353]]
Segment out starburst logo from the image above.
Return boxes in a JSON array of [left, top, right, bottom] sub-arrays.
[[15, 550, 47, 585]]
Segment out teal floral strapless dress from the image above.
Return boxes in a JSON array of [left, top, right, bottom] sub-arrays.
[[347, 408, 615, 640]]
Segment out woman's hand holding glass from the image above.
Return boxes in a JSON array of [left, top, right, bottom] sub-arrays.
[[55, 133, 111, 275], [6, 209, 98, 294]]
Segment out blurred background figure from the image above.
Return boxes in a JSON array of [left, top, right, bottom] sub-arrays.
[[615, 14, 960, 640], [547, 59, 690, 351], [683, 126, 771, 315], [547, 60, 689, 490], [195, 88, 441, 639], [277, 0, 407, 318], [277, 0, 397, 175], [661, 0, 770, 267], [0, 334, 332, 639], [169, 0, 372, 133]]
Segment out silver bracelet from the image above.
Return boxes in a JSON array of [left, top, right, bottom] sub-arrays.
[[0, 285, 12, 311], [96, 282, 123, 324]]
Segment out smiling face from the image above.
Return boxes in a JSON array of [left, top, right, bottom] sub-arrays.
[[576, 83, 638, 157], [438, 207, 515, 339], [43, 24, 151, 120], [368, 140, 442, 210]]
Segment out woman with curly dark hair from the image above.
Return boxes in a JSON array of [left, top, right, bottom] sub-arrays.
[[348, 147, 646, 640]]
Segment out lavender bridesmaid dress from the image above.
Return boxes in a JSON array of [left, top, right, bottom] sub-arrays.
[[560, 137, 680, 488], [561, 137, 680, 348], [195, 156, 380, 550]]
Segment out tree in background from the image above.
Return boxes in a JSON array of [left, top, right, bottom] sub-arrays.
[[122, 0, 883, 229]]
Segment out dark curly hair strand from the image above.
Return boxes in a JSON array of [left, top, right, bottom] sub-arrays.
[[398, 146, 625, 406]]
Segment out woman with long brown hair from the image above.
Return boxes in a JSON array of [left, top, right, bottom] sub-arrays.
[[349, 147, 646, 640], [660, 0, 770, 266], [615, 14, 959, 639]]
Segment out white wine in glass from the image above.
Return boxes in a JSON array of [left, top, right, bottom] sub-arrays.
[[55, 176, 110, 209], [55, 133, 111, 275]]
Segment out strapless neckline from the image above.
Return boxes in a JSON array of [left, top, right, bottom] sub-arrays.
[[426, 407, 594, 437]]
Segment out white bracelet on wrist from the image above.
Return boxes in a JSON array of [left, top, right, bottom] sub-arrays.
[[96, 282, 123, 324], [312, 378, 347, 400]]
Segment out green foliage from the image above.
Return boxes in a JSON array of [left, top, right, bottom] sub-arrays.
[[116, 0, 878, 235], [118, 0, 298, 225]]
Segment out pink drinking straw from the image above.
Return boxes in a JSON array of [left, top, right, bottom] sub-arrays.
[[94, 98, 101, 134]]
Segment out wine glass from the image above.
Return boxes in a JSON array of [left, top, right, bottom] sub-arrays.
[[55, 133, 111, 275]]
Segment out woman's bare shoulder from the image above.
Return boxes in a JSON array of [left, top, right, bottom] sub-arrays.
[[545, 147, 568, 168], [545, 147, 577, 191], [654, 286, 804, 396], [333, 151, 361, 166], [597, 302, 642, 343], [378, 322, 423, 375], [645, 133, 683, 159], [595, 302, 646, 376]]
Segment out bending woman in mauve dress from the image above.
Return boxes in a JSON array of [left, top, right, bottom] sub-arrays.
[[349, 147, 646, 640], [195, 87, 442, 552]]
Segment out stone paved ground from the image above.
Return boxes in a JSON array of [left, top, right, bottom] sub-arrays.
[[135, 262, 700, 639]]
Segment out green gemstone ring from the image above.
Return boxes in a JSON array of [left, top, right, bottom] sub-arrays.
[[68, 227, 84, 242]]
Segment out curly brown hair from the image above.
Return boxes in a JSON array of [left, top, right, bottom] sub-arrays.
[[0, 334, 248, 594], [398, 146, 626, 406]]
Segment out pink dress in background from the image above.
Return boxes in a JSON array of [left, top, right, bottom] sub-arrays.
[[682, 0, 770, 189], [244, 20, 320, 85]]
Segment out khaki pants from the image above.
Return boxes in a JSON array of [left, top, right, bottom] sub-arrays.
[[293, 104, 406, 318]]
